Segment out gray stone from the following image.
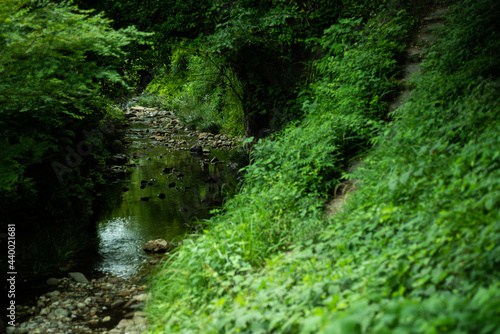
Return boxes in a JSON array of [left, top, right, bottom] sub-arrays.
[[143, 238, 170, 253], [423, 8, 450, 22], [68, 272, 89, 284], [110, 153, 128, 165], [46, 278, 59, 286], [110, 298, 126, 308], [49, 290, 60, 298], [407, 47, 422, 63], [53, 307, 69, 318], [117, 318, 133, 329], [133, 294, 149, 302], [130, 106, 145, 112], [190, 144, 203, 154]]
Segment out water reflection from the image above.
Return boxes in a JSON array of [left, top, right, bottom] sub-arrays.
[[96, 217, 148, 278]]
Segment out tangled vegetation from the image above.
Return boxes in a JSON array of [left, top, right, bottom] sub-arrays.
[[146, 0, 500, 332]]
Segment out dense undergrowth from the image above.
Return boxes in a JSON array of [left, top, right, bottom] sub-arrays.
[[147, 0, 500, 332]]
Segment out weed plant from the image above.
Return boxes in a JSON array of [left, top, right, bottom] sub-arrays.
[[147, 0, 500, 332]]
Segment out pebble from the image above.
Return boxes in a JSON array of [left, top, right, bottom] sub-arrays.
[[11, 274, 149, 334], [123, 108, 241, 152]]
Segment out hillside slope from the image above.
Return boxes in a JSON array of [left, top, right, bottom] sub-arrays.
[[146, 0, 500, 332]]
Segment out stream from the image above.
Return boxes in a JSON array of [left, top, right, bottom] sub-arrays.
[[3, 106, 242, 334], [92, 106, 240, 278]]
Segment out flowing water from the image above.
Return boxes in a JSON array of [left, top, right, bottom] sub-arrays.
[[92, 118, 239, 278]]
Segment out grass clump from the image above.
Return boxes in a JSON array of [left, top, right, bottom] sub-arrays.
[[147, 0, 500, 332]]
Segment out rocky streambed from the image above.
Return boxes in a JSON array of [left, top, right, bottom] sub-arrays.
[[5, 272, 148, 334]]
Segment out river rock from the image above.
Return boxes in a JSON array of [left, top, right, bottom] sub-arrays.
[[46, 278, 59, 286], [110, 154, 128, 165], [53, 307, 70, 318], [110, 298, 126, 308], [69, 272, 89, 284], [130, 106, 145, 112], [134, 293, 149, 303], [143, 238, 170, 253], [190, 144, 203, 154]]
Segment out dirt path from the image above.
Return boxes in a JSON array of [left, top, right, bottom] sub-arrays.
[[325, 4, 451, 218]]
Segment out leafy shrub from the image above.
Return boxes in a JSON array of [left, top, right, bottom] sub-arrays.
[[0, 0, 149, 191]]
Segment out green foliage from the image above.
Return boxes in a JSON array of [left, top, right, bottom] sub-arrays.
[[0, 0, 149, 275], [147, 3, 415, 332], [17, 223, 93, 276], [74, 0, 214, 89], [142, 0, 345, 138], [147, 43, 245, 135], [310, 9, 411, 119], [147, 0, 500, 332], [203, 0, 344, 136], [0, 0, 150, 191]]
